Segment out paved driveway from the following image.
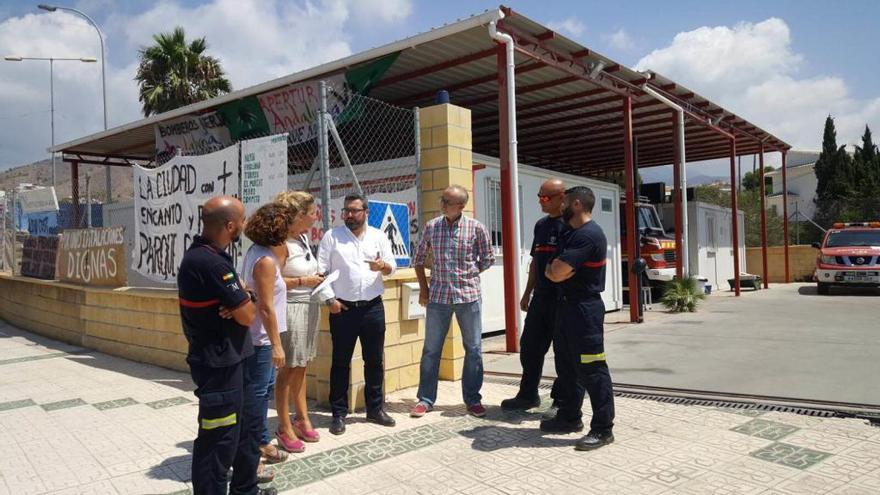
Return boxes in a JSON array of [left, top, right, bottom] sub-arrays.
[[486, 283, 880, 405]]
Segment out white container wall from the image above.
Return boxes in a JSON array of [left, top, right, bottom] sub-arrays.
[[660, 201, 746, 292]]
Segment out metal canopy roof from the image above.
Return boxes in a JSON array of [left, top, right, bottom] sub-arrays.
[[53, 6, 790, 175]]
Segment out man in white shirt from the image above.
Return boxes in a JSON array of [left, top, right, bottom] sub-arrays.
[[317, 194, 396, 435]]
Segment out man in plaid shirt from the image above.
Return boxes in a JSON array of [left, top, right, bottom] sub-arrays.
[[411, 185, 495, 418]]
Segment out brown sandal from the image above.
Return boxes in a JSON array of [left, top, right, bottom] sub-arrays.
[[261, 444, 289, 464]]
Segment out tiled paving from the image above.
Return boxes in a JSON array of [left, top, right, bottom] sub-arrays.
[[2, 319, 880, 495]]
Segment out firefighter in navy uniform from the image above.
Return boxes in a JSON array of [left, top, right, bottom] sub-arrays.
[[501, 179, 566, 414], [177, 195, 277, 495], [541, 186, 615, 451]]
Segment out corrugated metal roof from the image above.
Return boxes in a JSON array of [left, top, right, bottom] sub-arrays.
[[53, 5, 790, 177]]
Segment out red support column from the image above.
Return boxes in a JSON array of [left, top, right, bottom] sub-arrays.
[[497, 44, 519, 352], [71, 161, 81, 228], [730, 139, 741, 296], [781, 150, 790, 283], [759, 145, 769, 288], [622, 97, 640, 322], [671, 112, 683, 280]]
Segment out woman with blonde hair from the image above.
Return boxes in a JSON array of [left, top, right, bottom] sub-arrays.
[[274, 191, 324, 447]]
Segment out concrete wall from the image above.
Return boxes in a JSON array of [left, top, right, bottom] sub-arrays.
[[745, 245, 817, 283], [0, 270, 427, 412]]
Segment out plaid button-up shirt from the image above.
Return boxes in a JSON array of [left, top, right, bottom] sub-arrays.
[[413, 215, 495, 304]]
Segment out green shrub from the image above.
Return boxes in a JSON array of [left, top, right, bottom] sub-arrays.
[[660, 276, 706, 313]]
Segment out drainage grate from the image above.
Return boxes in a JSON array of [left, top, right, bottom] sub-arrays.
[[484, 375, 853, 419], [614, 392, 839, 418]]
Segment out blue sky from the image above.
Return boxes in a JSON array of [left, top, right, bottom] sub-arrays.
[[1, 0, 878, 176]]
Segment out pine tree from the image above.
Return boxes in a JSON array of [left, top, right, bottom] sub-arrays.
[[852, 126, 880, 219], [813, 116, 855, 227]]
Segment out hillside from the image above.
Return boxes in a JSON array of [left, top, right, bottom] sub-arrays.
[[0, 159, 135, 202]]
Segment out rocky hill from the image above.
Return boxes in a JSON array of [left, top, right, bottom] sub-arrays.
[[0, 159, 135, 202]]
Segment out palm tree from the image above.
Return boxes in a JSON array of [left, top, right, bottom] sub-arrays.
[[135, 27, 232, 117]]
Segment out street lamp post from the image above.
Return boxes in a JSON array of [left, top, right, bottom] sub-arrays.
[[3, 56, 96, 190], [38, 4, 111, 203]]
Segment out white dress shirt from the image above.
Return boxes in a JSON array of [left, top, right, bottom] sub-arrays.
[[317, 225, 396, 302]]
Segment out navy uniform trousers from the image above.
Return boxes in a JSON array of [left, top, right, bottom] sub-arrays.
[[517, 290, 562, 404], [552, 295, 615, 432], [190, 360, 261, 495]]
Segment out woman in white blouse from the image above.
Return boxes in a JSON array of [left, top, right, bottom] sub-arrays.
[[274, 191, 324, 445]]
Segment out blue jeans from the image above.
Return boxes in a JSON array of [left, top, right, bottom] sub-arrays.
[[243, 345, 276, 446], [417, 300, 483, 407]]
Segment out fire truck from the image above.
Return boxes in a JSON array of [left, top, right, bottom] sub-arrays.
[[813, 222, 880, 295], [621, 198, 678, 300]]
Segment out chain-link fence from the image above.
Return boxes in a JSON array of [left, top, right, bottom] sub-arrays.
[[150, 78, 421, 243]]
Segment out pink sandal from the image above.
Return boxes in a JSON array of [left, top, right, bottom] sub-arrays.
[[276, 429, 305, 453], [293, 418, 320, 442]]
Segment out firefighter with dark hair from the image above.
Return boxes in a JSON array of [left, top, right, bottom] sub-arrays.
[[541, 186, 615, 451]]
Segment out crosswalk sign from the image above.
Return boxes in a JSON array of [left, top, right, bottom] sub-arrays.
[[368, 201, 410, 267]]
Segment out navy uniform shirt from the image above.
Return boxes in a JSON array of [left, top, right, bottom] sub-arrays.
[[177, 235, 253, 368], [530, 215, 567, 293], [556, 220, 607, 298]]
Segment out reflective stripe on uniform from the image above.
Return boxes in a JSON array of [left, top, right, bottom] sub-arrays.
[[580, 352, 606, 364], [200, 412, 237, 430]]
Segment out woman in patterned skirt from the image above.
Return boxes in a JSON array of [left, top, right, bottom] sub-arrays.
[[274, 191, 323, 448]]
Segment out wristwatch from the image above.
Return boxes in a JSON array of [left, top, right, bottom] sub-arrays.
[[325, 298, 337, 307], [247, 289, 257, 303]]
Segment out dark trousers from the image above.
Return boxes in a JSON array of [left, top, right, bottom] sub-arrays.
[[329, 298, 386, 417], [518, 290, 562, 404], [190, 360, 260, 495], [554, 296, 615, 432]]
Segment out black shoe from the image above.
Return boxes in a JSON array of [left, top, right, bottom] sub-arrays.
[[366, 409, 396, 427], [500, 396, 541, 410], [258, 488, 278, 495], [575, 430, 615, 451], [541, 404, 561, 421], [330, 416, 346, 435], [539, 416, 584, 433]]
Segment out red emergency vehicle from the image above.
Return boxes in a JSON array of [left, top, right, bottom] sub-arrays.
[[813, 222, 880, 295]]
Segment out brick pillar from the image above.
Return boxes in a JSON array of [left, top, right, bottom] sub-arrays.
[[418, 103, 473, 381]]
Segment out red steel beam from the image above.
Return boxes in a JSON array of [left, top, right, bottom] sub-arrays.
[[535, 132, 730, 166], [730, 138, 741, 296], [375, 48, 497, 88], [473, 88, 610, 122], [759, 143, 769, 288], [782, 150, 790, 283], [391, 61, 545, 106], [71, 161, 81, 227], [622, 96, 640, 323]]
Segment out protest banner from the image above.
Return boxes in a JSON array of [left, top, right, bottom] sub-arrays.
[[153, 111, 232, 162], [20, 235, 59, 280], [57, 226, 126, 286], [132, 145, 240, 282]]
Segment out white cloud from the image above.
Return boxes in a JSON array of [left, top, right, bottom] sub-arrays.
[[635, 18, 880, 151], [0, 0, 412, 169], [603, 28, 635, 51], [547, 17, 586, 37]]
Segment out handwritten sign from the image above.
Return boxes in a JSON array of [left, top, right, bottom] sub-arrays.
[[20, 235, 59, 280], [153, 111, 233, 162], [132, 145, 240, 282], [241, 133, 289, 215], [57, 227, 126, 286]]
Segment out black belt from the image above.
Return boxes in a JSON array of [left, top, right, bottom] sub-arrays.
[[338, 296, 382, 308]]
